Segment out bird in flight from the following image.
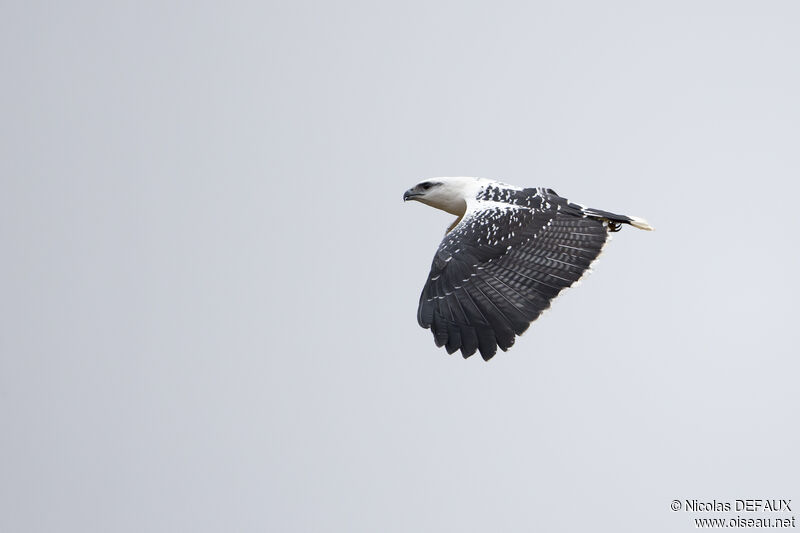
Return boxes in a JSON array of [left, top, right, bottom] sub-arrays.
[[403, 177, 652, 361]]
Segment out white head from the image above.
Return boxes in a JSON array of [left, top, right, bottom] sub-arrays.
[[402, 177, 489, 216]]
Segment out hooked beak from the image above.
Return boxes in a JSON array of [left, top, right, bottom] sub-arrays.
[[403, 189, 422, 201]]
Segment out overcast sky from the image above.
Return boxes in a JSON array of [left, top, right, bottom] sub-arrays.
[[1, 1, 798, 532]]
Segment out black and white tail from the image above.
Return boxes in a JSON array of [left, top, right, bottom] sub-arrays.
[[568, 204, 654, 232]]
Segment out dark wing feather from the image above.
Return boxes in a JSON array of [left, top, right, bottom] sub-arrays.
[[417, 191, 610, 360]]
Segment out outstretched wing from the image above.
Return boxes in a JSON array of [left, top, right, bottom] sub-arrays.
[[417, 191, 609, 360]]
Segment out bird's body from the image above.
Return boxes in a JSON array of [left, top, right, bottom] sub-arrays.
[[403, 177, 652, 361]]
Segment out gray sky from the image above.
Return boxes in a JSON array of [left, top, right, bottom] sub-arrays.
[[1, 1, 798, 532]]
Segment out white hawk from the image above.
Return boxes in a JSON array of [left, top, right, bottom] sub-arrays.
[[403, 177, 652, 360]]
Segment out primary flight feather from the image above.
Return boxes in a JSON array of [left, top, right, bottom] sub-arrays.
[[403, 177, 652, 361]]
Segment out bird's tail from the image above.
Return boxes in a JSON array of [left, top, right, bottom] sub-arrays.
[[571, 205, 653, 232], [628, 216, 654, 231]]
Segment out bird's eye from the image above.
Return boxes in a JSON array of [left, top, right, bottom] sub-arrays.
[[420, 182, 432, 190]]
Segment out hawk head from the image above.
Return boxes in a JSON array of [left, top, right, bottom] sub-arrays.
[[403, 177, 486, 216]]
